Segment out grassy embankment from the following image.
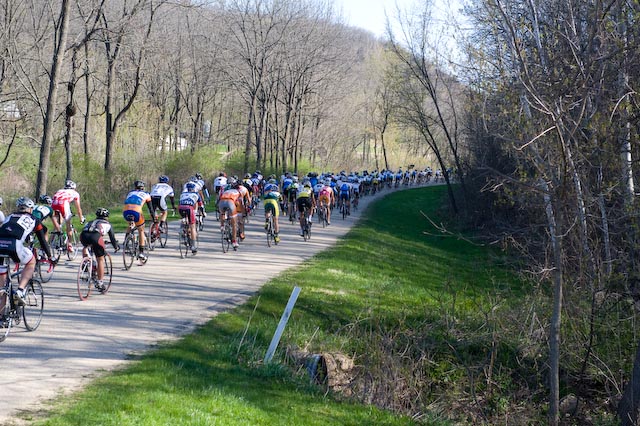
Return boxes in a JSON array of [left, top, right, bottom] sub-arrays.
[[35, 186, 526, 425]]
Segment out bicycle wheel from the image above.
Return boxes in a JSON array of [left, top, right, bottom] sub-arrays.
[[22, 279, 44, 331], [179, 227, 189, 259], [342, 204, 347, 220], [67, 230, 80, 261], [123, 233, 136, 270], [145, 229, 155, 252], [48, 233, 63, 263], [100, 253, 113, 294], [266, 217, 274, 248], [77, 257, 92, 301], [221, 221, 231, 253], [303, 221, 310, 241], [0, 289, 13, 342], [197, 212, 205, 231], [148, 224, 157, 251], [159, 221, 169, 248]]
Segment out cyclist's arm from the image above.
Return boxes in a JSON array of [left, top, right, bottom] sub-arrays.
[[34, 224, 53, 259], [146, 198, 154, 218], [74, 198, 84, 222], [107, 227, 119, 250]]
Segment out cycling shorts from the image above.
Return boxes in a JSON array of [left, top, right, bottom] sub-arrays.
[[52, 202, 73, 222], [151, 196, 168, 213], [0, 239, 33, 270], [264, 199, 280, 217], [179, 205, 196, 224], [123, 209, 145, 227], [296, 197, 312, 213], [80, 231, 106, 257], [339, 192, 350, 201], [218, 200, 239, 218], [318, 194, 331, 207]]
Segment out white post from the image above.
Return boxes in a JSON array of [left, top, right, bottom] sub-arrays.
[[264, 286, 301, 363]]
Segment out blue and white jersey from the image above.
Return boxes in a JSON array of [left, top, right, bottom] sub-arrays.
[[179, 191, 200, 207], [339, 182, 351, 194]]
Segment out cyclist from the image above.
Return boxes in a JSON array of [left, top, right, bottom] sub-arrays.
[[236, 179, 251, 240], [178, 181, 202, 254], [184, 176, 207, 220], [218, 179, 242, 249], [0, 197, 54, 305], [317, 180, 334, 225], [296, 182, 315, 237], [338, 178, 351, 214], [80, 208, 119, 291], [241, 173, 254, 216], [194, 172, 210, 203], [263, 182, 281, 243], [52, 179, 85, 251], [122, 180, 153, 262], [150, 175, 176, 227], [32, 195, 61, 241], [213, 172, 227, 197]]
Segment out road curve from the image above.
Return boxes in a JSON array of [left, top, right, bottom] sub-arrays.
[[0, 184, 427, 425]]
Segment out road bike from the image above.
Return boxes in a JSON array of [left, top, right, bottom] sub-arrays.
[[340, 199, 350, 220], [148, 215, 168, 249], [0, 257, 44, 342], [220, 208, 234, 253], [265, 212, 278, 247], [27, 237, 55, 283], [178, 217, 198, 258], [49, 217, 79, 262], [77, 247, 113, 301], [301, 207, 312, 241], [317, 203, 329, 228], [196, 208, 205, 232], [122, 219, 148, 270]]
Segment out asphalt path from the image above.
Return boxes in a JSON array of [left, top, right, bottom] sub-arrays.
[[0, 184, 426, 425]]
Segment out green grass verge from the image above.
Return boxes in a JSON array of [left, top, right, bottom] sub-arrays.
[[34, 186, 525, 425]]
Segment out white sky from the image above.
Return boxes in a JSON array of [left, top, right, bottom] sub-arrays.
[[334, 0, 462, 39]]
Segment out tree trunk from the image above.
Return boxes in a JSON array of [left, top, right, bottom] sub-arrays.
[[35, 0, 72, 198]]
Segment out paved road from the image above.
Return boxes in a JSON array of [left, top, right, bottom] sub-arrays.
[[0, 185, 422, 425]]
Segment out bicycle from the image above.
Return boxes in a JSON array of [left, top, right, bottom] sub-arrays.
[[27, 237, 55, 283], [77, 247, 113, 301], [220, 208, 234, 253], [148, 215, 168, 249], [49, 217, 80, 262], [317, 203, 329, 228], [196, 208, 205, 232], [178, 217, 198, 258], [340, 200, 350, 220], [122, 218, 148, 270], [0, 258, 44, 342], [301, 208, 312, 241], [265, 212, 278, 247]]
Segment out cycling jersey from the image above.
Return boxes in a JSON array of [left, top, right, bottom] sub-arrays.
[[32, 205, 54, 222], [123, 190, 152, 227], [297, 187, 313, 199], [150, 182, 175, 211], [52, 188, 80, 221], [0, 212, 49, 267]]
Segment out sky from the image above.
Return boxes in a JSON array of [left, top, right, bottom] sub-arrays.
[[335, 0, 413, 37]]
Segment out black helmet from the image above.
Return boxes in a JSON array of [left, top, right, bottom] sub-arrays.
[[159, 175, 169, 183], [134, 180, 145, 190], [39, 195, 52, 205], [195, 173, 203, 180], [244, 173, 251, 179], [96, 208, 109, 218]]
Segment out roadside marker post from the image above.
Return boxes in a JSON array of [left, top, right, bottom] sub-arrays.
[[264, 286, 301, 363]]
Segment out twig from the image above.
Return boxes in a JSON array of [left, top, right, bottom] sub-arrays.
[[237, 295, 260, 357], [420, 211, 485, 246]]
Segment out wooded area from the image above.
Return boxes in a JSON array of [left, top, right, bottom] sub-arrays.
[[4, 0, 640, 424]]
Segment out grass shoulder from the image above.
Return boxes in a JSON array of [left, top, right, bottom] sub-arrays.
[[37, 186, 536, 425]]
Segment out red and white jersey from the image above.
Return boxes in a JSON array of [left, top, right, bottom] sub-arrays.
[[52, 188, 80, 207]]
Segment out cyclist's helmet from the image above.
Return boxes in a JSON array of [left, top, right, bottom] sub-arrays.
[[255, 170, 261, 175], [231, 180, 241, 189], [268, 178, 277, 184], [96, 207, 109, 218], [159, 175, 169, 183], [195, 173, 203, 180], [134, 180, 145, 190], [186, 182, 197, 192], [16, 197, 35, 211], [244, 173, 251, 179], [39, 195, 53, 205], [64, 179, 76, 190], [189, 175, 197, 182], [304, 183, 312, 189]]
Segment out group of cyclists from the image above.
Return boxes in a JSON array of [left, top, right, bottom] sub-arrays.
[[0, 165, 436, 308]]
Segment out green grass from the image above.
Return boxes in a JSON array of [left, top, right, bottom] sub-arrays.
[[35, 186, 526, 425]]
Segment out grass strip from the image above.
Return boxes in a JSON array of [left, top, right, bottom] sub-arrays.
[[36, 186, 519, 425]]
